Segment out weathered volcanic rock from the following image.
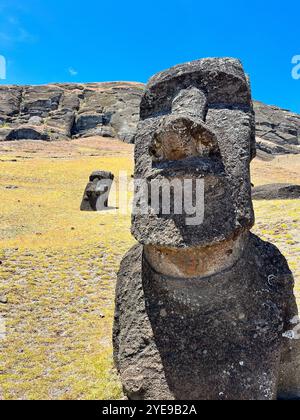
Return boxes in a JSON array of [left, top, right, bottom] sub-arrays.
[[21, 85, 63, 117], [113, 58, 300, 401], [0, 82, 144, 143], [279, 339, 300, 400], [114, 236, 297, 400], [0, 81, 299, 154], [254, 101, 300, 155], [6, 127, 50, 141], [0, 86, 22, 119], [252, 184, 300, 200], [132, 58, 256, 248], [80, 171, 114, 211]]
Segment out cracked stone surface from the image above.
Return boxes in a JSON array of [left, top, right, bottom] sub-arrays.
[[113, 58, 300, 400], [0, 82, 299, 155], [0, 82, 144, 143]]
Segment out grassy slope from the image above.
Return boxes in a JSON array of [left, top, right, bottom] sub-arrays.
[[251, 155, 300, 302], [0, 139, 299, 400], [0, 138, 135, 400]]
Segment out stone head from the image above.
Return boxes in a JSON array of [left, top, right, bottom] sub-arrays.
[[132, 58, 256, 248], [80, 170, 114, 211]]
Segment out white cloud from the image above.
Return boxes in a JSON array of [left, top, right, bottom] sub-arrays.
[[68, 67, 78, 77], [0, 15, 37, 47]]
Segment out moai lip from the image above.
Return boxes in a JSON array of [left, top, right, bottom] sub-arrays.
[[113, 58, 300, 401], [149, 114, 219, 162]]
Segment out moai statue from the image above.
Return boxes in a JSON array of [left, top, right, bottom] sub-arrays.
[[113, 58, 300, 400], [80, 171, 114, 211]]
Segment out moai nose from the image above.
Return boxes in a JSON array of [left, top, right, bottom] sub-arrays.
[[172, 87, 208, 121], [149, 88, 217, 162]]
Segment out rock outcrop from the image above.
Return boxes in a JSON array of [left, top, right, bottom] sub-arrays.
[[252, 184, 300, 200], [0, 82, 299, 155], [0, 82, 144, 143], [113, 58, 300, 400], [254, 101, 300, 155]]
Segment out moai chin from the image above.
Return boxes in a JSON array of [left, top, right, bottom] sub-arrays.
[[113, 58, 300, 400]]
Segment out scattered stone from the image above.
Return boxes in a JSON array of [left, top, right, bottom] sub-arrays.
[[252, 184, 300, 200], [80, 171, 114, 211], [0, 296, 8, 304], [113, 58, 299, 401], [28, 116, 43, 126]]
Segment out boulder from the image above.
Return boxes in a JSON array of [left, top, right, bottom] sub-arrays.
[[28, 116, 43, 126], [6, 127, 50, 141], [46, 111, 75, 138], [252, 184, 300, 200]]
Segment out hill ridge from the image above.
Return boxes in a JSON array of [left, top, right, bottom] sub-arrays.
[[0, 82, 299, 154]]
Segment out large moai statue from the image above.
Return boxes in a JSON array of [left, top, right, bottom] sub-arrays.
[[113, 58, 300, 400]]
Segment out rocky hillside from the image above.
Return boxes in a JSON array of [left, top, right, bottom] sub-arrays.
[[254, 101, 300, 155], [0, 82, 144, 143], [0, 82, 299, 154]]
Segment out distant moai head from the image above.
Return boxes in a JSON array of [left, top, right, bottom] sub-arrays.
[[132, 58, 256, 248], [80, 171, 114, 211]]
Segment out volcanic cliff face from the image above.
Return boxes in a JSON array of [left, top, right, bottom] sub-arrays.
[[0, 82, 144, 143], [0, 82, 299, 154], [254, 101, 300, 155]]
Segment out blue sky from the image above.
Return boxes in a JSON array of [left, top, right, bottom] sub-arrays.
[[0, 0, 299, 112]]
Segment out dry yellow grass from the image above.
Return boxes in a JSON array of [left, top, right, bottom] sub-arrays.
[[251, 154, 300, 186], [0, 139, 299, 400], [251, 155, 300, 302], [0, 137, 135, 400]]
